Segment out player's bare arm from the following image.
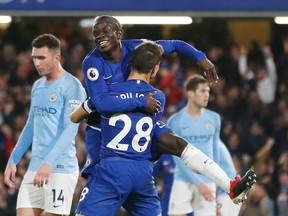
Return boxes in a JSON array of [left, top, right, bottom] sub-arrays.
[[70, 104, 89, 123], [33, 163, 52, 188], [145, 91, 161, 115], [197, 58, 219, 83], [4, 163, 17, 188]]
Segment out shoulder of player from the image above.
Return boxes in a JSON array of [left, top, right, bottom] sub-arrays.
[[62, 71, 82, 85], [167, 108, 185, 125], [82, 49, 102, 65], [202, 108, 221, 120], [122, 39, 144, 49], [32, 76, 46, 88]]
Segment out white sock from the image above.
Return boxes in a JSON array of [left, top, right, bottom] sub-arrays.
[[181, 144, 232, 193]]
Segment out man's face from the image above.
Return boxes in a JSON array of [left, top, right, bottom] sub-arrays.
[[92, 20, 122, 52], [189, 83, 210, 108], [31, 46, 57, 77]]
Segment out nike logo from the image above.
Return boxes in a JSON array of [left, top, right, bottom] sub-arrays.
[[156, 122, 166, 128], [103, 75, 112, 79], [53, 205, 62, 208], [204, 159, 209, 164]]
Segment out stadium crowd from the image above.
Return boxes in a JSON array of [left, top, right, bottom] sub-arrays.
[[0, 19, 288, 216]]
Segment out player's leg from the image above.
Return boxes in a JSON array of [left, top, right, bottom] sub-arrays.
[[123, 160, 162, 216], [168, 181, 194, 216], [17, 170, 44, 216], [43, 170, 79, 215], [81, 126, 101, 178], [157, 131, 257, 203], [217, 192, 241, 216], [17, 208, 43, 216], [76, 159, 132, 216], [191, 183, 217, 216]]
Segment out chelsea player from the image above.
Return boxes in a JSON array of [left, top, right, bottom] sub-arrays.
[[76, 40, 166, 215], [4, 34, 86, 216], [71, 15, 257, 207], [71, 15, 218, 178]]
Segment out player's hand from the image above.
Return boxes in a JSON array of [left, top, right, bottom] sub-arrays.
[[4, 163, 17, 188], [197, 58, 218, 84], [198, 183, 215, 202], [34, 163, 52, 188], [145, 91, 161, 115]]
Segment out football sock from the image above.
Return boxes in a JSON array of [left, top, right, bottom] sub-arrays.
[[181, 144, 231, 192]]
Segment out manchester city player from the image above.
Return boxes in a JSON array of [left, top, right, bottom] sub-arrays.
[[217, 139, 242, 216], [4, 34, 86, 216], [153, 154, 194, 216], [168, 74, 221, 216]]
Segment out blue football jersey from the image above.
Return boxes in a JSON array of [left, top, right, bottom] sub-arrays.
[[82, 39, 206, 168], [83, 39, 206, 127], [100, 80, 165, 161]]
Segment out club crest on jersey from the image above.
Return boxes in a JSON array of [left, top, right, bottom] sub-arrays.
[[205, 122, 213, 130], [87, 67, 99, 81], [49, 92, 57, 102]]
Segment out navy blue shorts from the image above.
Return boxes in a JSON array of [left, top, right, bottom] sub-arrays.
[[75, 157, 161, 216]]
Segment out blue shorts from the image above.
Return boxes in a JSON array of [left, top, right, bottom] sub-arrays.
[[81, 126, 101, 178], [75, 157, 161, 216]]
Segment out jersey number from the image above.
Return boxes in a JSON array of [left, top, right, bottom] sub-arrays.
[[52, 189, 64, 204], [106, 114, 153, 152]]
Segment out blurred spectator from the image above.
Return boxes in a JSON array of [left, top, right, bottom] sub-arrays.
[[277, 169, 288, 216], [0, 43, 18, 76], [64, 44, 85, 75], [238, 42, 277, 105], [0, 124, 15, 171], [276, 35, 288, 83], [242, 120, 270, 158], [0, 172, 8, 215], [240, 183, 274, 216]]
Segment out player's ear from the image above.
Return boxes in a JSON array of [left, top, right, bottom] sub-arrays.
[[55, 53, 61, 63], [116, 29, 124, 39], [186, 90, 194, 98], [151, 63, 160, 78]]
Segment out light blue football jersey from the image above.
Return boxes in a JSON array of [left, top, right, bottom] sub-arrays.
[[168, 108, 221, 184], [8, 71, 86, 173], [217, 139, 237, 195]]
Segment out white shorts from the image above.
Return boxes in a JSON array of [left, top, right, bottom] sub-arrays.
[[168, 180, 216, 216], [217, 193, 241, 216], [17, 170, 79, 215]]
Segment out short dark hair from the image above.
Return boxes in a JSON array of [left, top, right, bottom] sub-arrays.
[[131, 40, 163, 73], [94, 15, 122, 30], [184, 74, 208, 91], [32, 34, 60, 53]]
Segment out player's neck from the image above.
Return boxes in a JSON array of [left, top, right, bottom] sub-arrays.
[[46, 64, 65, 83], [101, 47, 122, 63], [185, 102, 202, 117], [127, 71, 149, 83]]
